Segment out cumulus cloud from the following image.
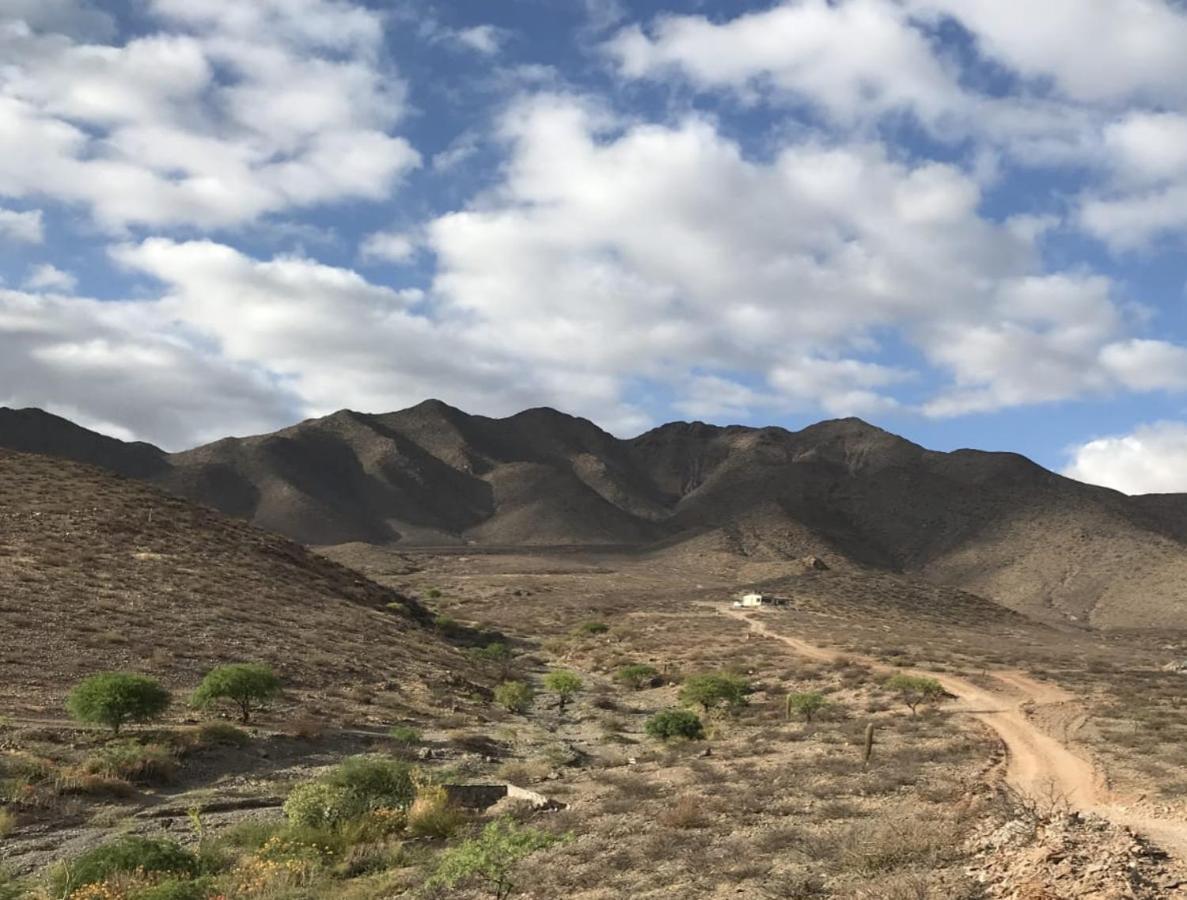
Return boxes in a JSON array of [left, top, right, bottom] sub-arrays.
[[23, 263, 76, 292], [0, 206, 42, 243], [0, 0, 418, 230], [1064, 422, 1187, 494], [359, 230, 419, 264]]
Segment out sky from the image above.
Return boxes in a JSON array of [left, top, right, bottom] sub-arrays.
[[3, 0, 1187, 494]]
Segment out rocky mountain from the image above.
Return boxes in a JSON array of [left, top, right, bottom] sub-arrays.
[[4, 401, 1187, 628]]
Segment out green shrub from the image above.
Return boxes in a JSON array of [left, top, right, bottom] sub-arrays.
[[884, 674, 945, 716], [133, 877, 216, 900], [645, 709, 705, 741], [429, 818, 564, 898], [575, 621, 609, 636], [0, 869, 25, 900], [388, 725, 421, 745], [53, 837, 198, 896], [191, 663, 281, 724], [83, 740, 177, 783], [543, 671, 583, 714], [786, 691, 828, 723], [471, 642, 516, 678], [197, 722, 251, 747], [67, 673, 171, 734], [679, 673, 750, 715], [427, 588, 442, 599], [407, 784, 465, 839], [325, 755, 416, 809], [615, 664, 661, 690], [283, 782, 366, 829], [494, 681, 535, 714]]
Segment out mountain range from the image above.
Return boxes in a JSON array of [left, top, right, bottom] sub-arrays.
[[4, 401, 1187, 629]]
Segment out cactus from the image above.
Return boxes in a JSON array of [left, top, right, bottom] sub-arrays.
[[863, 722, 875, 768]]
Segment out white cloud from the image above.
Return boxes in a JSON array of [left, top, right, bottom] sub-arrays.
[[23, 263, 76, 292], [359, 230, 419, 264], [0, 0, 419, 230], [454, 25, 505, 55], [0, 206, 42, 243], [1064, 422, 1187, 494], [608, 0, 963, 126]]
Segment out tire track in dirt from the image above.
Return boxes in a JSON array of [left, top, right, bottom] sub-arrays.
[[721, 607, 1187, 860]]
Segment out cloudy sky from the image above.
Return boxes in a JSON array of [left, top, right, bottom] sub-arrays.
[[3, 0, 1187, 493]]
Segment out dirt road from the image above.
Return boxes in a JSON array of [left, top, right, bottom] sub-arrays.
[[724, 608, 1187, 859]]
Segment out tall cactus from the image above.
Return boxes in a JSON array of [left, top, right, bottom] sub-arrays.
[[863, 722, 875, 768]]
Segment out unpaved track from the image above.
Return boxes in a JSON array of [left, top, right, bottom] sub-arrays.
[[723, 608, 1187, 859]]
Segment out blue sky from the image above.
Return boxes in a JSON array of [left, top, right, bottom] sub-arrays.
[[3, 0, 1187, 493]]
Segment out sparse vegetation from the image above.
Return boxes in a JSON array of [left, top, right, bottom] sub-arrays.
[[679, 673, 750, 715], [575, 621, 609, 636], [495, 680, 535, 714], [645, 708, 705, 741], [52, 836, 200, 897], [66, 673, 171, 734], [787, 691, 828, 722], [885, 674, 945, 716], [388, 724, 422, 745], [615, 663, 661, 689], [191, 663, 282, 723], [82, 739, 177, 783], [428, 818, 564, 899], [543, 670, 583, 715]]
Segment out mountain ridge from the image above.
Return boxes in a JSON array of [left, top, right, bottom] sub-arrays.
[[4, 402, 1187, 628]]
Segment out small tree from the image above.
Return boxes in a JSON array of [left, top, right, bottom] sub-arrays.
[[494, 681, 535, 714], [615, 664, 661, 690], [679, 673, 750, 715], [644, 709, 705, 741], [191, 663, 281, 723], [429, 818, 563, 899], [543, 671, 583, 715], [885, 674, 945, 716], [786, 691, 828, 722], [67, 673, 171, 735]]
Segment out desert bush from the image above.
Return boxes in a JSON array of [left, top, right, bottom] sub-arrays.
[[645, 709, 705, 741], [67, 673, 171, 734], [615, 664, 661, 689], [53, 836, 199, 896], [428, 818, 564, 899], [679, 673, 750, 714], [575, 621, 609, 636], [388, 724, 421, 745], [283, 782, 365, 829], [324, 755, 416, 810], [543, 671, 583, 714], [0, 808, 13, 837], [196, 722, 251, 748], [191, 663, 281, 724], [407, 783, 466, 838], [133, 877, 217, 900], [658, 795, 708, 829], [787, 691, 828, 722], [0, 869, 24, 900], [82, 739, 177, 783], [427, 588, 443, 599], [885, 674, 945, 716], [472, 642, 516, 678], [495, 681, 535, 714]]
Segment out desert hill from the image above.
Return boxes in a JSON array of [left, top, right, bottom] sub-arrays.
[[0, 447, 471, 714], [5, 402, 1187, 628]]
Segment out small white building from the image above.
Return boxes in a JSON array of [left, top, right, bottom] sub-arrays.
[[738, 592, 765, 608]]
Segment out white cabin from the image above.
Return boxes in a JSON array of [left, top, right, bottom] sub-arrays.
[[739, 592, 765, 608]]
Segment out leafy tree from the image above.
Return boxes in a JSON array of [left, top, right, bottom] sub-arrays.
[[428, 818, 564, 899], [191, 663, 281, 723], [786, 691, 828, 722], [885, 674, 945, 716], [494, 681, 535, 714], [644, 709, 705, 741], [615, 664, 661, 690], [543, 671, 583, 714], [66, 673, 171, 735], [679, 673, 750, 715]]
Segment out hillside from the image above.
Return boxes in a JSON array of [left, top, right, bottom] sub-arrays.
[[5, 402, 1187, 628], [0, 448, 471, 715]]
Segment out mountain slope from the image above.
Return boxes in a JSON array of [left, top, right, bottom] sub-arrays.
[[5, 402, 1187, 628], [0, 448, 470, 714]]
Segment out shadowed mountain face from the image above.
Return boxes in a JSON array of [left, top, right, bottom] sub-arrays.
[[5, 401, 1187, 628]]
